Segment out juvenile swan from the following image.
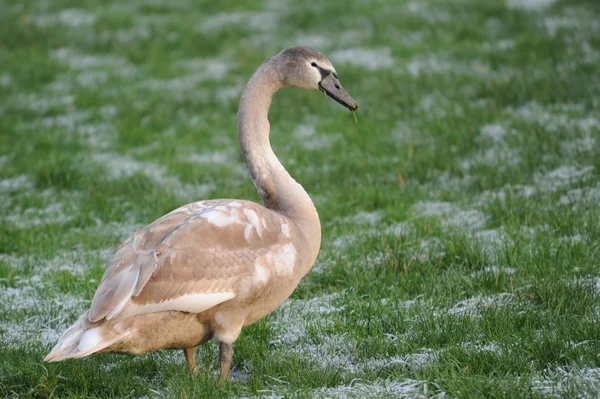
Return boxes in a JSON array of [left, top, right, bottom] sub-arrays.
[[44, 46, 357, 380]]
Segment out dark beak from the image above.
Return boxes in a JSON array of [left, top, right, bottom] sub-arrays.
[[319, 74, 358, 112]]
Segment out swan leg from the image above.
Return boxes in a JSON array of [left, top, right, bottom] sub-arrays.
[[219, 342, 233, 381], [183, 347, 197, 375]]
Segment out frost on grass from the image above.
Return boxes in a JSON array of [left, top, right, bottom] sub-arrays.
[[473, 228, 514, 260], [330, 47, 394, 70], [197, 11, 277, 33], [405, 55, 516, 80], [302, 133, 342, 151], [459, 147, 521, 173], [314, 378, 445, 399], [0, 286, 89, 348], [92, 152, 214, 199], [418, 92, 464, 119], [289, 123, 342, 151], [544, 12, 600, 40], [479, 123, 507, 143], [559, 184, 600, 210], [51, 48, 134, 73], [470, 265, 517, 279], [479, 184, 536, 203], [532, 367, 600, 398], [187, 148, 235, 165], [340, 211, 382, 227], [534, 165, 595, 192], [292, 33, 333, 50], [269, 294, 392, 376], [267, 293, 436, 378], [406, 55, 453, 78], [16, 110, 117, 150], [510, 102, 600, 135], [215, 85, 244, 104], [292, 123, 317, 139], [137, 76, 211, 99], [40, 247, 115, 278], [0, 175, 33, 193], [412, 201, 487, 230], [175, 57, 232, 81], [0, 73, 12, 88], [505, 0, 556, 11], [447, 293, 515, 316], [31, 9, 96, 28], [3, 202, 76, 229], [0, 244, 116, 349], [12, 93, 74, 114], [480, 40, 515, 52]]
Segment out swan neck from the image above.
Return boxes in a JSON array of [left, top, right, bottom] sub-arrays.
[[237, 62, 321, 247]]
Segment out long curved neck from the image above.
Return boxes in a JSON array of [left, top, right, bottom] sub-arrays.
[[237, 61, 321, 249]]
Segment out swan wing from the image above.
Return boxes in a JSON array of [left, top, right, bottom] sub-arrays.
[[88, 200, 288, 322]]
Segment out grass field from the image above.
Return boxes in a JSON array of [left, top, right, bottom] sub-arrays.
[[1, 0, 600, 397]]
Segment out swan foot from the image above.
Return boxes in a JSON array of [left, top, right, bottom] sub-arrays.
[[183, 347, 197, 375], [219, 342, 233, 381]]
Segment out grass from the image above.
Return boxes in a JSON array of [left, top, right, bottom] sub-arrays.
[[1, 0, 599, 397]]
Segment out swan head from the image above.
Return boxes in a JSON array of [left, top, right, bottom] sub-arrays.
[[274, 46, 358, 112]]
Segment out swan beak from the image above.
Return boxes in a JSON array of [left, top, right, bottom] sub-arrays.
[[319, 74, 358, 112]]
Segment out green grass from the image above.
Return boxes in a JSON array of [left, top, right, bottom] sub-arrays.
[[1, 0, 600, 397]]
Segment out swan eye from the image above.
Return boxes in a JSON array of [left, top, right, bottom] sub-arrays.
[[311, 62, 317, 67]]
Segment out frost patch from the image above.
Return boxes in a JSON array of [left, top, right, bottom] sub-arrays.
[[470, 265, 517, 278], [448, 293, 514, 316], [51, 48, 133, 72], [92, 152, 214, 199], [0, 290, 88, 348], [418, 92, 463, 119], [559, 184, 600, 210], [38, 247, 115, 278], [302, 133, 341, 151], [510, 102, 600, 135], [479, 184, 536, 203], [532, 367, 600, 398], [175, 57, 232, 81], [406, 55, 452, 78], [0, 74, 11, 87], [0, 176, 33, 193], [474, 228, 514, 259], [340, 211, 382, 226], [460, 147, 521, 173], [32, 9, 96, 28], [187, 149, 234, 165], [292, 33, 333, 50], [561, 135, 596, 157], [292, 123, 316, 139], [506, 0, 555, 11], [215, 85, 243, 104], [330, 47, 394, 70], [314, 379, 445, 399], [4, 202, 76, 229], [412, 201, 487, 230], [268, 293, 438, 378], [198, 12, 277, 32], [480, 123, 506, 143], [13, 93, 74, 114], [268, 293, 387, 375], [534, 166, 594, 192], [0, 285, 87, 314], [137, 76, 211, 98]]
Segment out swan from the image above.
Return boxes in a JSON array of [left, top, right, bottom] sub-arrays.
[[44, 46, 358, 380]]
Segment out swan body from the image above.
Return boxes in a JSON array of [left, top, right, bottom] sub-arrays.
[[44, 46, 357, 380]]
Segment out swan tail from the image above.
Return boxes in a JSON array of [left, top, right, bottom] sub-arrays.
[[44, 312, 130, 362]]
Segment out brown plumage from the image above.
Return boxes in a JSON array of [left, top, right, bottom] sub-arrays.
[[44, 46, 357, 380]]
